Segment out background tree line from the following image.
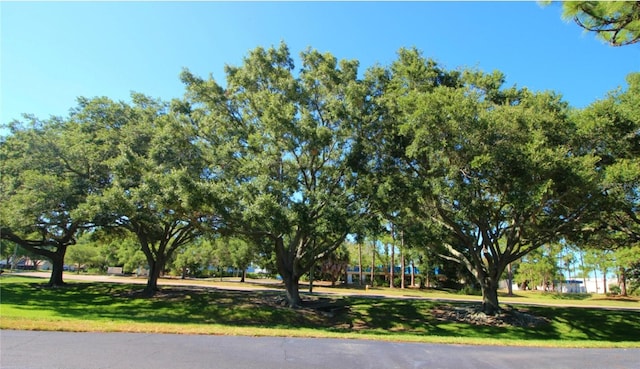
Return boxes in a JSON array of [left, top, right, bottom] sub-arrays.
[[1, 42, 638, 314]]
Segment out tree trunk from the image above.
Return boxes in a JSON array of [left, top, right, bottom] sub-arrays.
[[425, 262, 430, 288], [308, 262, 314, 293], [410, 261, 415, 287], [48, 254, 66, 287], [400, 256, 405, 289], [143, 260, 162, 297], [358, 243, 363, 285], [480, 278, 500, 315], [619, 268, 627, 296], [400, 231, 405, 289], [506, 263, 514, 296], [580, 252, 587, 293], [283, 272, 301, 307], [47, 245, 69, 287], [389, 243, 395, 289], [10, 244, 18, 270], [274, 236, 303, 307], [477, 266, 506, 315], [602, 268, 607, 294], [240, 268, 246, 283], [370, 246, 375, 285]]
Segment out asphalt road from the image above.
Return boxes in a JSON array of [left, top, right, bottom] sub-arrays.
[[1, 330, 639, 369]]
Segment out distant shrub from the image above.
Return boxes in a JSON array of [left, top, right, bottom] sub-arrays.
[[608, 284, 621, 295]]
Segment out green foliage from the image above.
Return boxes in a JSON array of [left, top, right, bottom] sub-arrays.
[[0, 240, 16, 265], [571, 73, 639, 254], [171, 237, 215, 278], [561, 1, 640, 46], [0, 104, 118, 285], [181, 43, 371, 305], [613, 245, 640, 296], [1, 42, 637, 314], [88, 94, 213, 293], [583, 248, 615, 277], [65, 242, 100, 272], [609, 284, 622, 295], [319, 244, 350, 285], [112, 236, 148, 274], [627, 260, 640, 296], [375, 47, 600, 314], [514, 244, 562, 290]]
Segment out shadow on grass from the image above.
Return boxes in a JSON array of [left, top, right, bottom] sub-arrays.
[[0, 278, 336, 329], [343, 298, 562, 341], [2, 277, 639, 343], [527, 305, 640, 342]]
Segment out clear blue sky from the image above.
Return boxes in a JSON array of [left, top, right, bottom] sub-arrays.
[[2, 1, 639, 127]]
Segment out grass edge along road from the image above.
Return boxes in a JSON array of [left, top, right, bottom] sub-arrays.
[[1, 274, 639, 349]]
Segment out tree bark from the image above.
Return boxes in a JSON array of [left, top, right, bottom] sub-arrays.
[[274, 237, 302, 307], [370, 245, 375, 285], [358, 243, 363, 285], [410, 261, 415, 287], [400, 231, 405, 289], [283, 272, 301, 307], [143, 259, 162, 297], [425, 261, 430, 288], [619, 268, 627, 296], [480, 279, 500, 315], [400, 256, 405, 289], [308, 262, 314, 293], [389, 242, 395, 289], [506, 263, 514, 296], [2, 231, 71, 287], [48, 253, 66, 287]]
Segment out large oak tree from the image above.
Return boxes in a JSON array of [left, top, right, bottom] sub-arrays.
[[93, 93, 215, 296], [0, 98, 122, 286], [379, 48, 599, 314], [181, 43, 371, 306]]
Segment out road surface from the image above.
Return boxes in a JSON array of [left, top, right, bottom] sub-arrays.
[[1, 330, 638, 369]]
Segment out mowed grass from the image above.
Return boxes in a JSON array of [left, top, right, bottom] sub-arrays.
[[1, 275, 639, 348]]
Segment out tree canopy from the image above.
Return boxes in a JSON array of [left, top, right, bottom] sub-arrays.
[[375, 48, 601, 314], [561, 1, 640, 46], [572, 73, 640, 248], [88, 93, 216, 295], [0, 103, 116, 285], [180, 43, 372, 306], [2, 42, 637, 310]]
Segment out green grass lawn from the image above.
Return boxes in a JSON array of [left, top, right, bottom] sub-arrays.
[[1, 275, 639, 348]]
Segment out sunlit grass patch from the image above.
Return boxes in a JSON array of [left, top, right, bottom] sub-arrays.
[[1, 275, 638, 348]]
